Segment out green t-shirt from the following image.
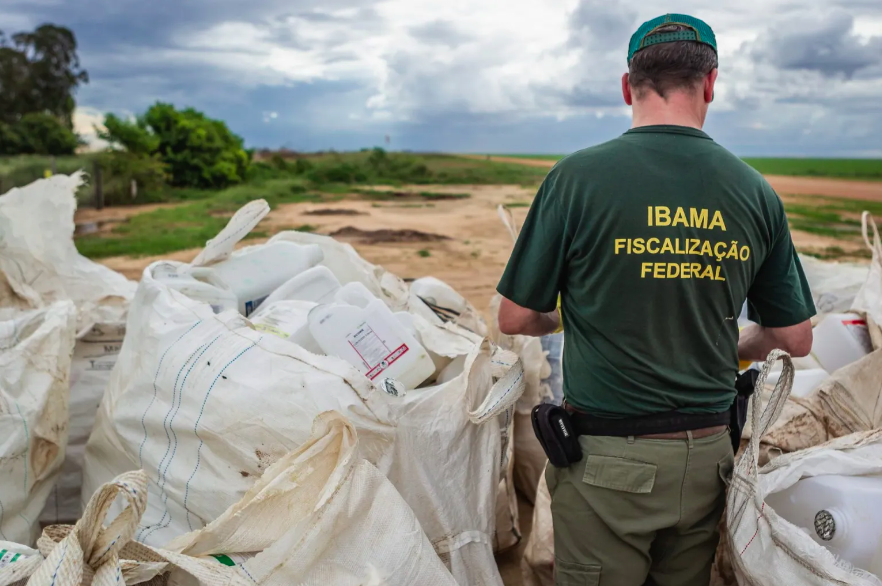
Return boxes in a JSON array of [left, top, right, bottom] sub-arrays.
[[497, 125, 816, 418]]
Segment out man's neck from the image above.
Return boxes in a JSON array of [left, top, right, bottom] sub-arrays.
[[630, 91, 706, 130]]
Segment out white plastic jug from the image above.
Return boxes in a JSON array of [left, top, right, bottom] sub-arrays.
[[395, 311, 418, 338], [250, 300, 322, 354], [335, 281, 376, 307], [766, 368, 830, 398], [411, 277, 468, 317], [811, 313, 873, 373], [153, 263, 238, 314], [308, 283, 435, 390], [208, 242, 324, 316], [260, 266, 342, 307], [765, 474, 882, 576]]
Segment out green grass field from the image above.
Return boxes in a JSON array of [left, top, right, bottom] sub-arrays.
[[490, 154, 882, 181], [742, 158, 882, 180]]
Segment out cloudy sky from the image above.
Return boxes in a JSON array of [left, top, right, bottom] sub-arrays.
[[5, 0, 882, 155]]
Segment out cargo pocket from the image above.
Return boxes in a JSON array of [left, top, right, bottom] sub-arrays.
[[718, 453, 734, 487], [582, 455, 656, 494], [555, 560, 601, 585]]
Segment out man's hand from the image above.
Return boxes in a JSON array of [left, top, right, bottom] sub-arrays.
[[738, 320, 813, 362], [498, 297, 560, 337]]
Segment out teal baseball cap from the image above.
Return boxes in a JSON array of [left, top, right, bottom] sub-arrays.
[[628, 14, 717, 64]]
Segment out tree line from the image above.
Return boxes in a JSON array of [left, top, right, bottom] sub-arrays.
[[0, 23, 251, 195]]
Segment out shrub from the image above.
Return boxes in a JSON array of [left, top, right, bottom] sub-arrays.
[[94, 150, 169, 205], [100, 103, 250, 189], [0, 122, 26, 155]]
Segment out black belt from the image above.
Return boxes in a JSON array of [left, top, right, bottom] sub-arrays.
[[566, 406, 732, 437]]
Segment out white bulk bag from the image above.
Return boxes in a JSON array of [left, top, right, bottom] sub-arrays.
[[799, 254, 869, 316], [0, 173, 135, 333], [490, 207, 554, 504], [1, 413, 457, 586], [521, 474, 554, 586], [725, 349, 882, 585], [0, 174, 136, 525], [83, 202, 525, 586], [853, 212, 882, 345], [0, 301, 77, 545]]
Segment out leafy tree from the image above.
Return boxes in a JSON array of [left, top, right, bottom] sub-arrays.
[[101, 103, 250, 189], [98, 113, 159, 155], [17, 112, 79, 155], [0, 24, 88, 128]]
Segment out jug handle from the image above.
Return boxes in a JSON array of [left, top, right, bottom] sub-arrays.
[[191, 200, 271, 267]]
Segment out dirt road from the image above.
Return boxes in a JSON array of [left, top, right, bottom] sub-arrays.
[[469, 155, 882, 201]]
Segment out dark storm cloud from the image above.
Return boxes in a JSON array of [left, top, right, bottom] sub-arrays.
[[751, 12, 882, 78], [567, 0, 637, 50]]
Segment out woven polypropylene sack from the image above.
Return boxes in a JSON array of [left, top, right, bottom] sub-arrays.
[[520, 473, 554, 586], [488, 292, 551, 505], [725, 350, 882, 586], [0, 302, 77, 545], [741, 348, 882, 467], [83, 203, 525, 586], [799, 254, 869, 316], [2, 413, 456, 586], [853, 213, 882, 345], [0, 174, 136, 525]]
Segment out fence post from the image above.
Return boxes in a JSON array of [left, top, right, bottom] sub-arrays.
[[94, 161, 104, 210], [51, 156, 57, 175]]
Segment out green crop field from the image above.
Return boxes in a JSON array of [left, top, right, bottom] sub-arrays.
[[489, 154, 882, 181], [741, 158, 882, 180]]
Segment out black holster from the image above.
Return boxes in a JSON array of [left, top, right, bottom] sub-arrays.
[[531, 403, 583, 468], [730, 369, 760, 453]]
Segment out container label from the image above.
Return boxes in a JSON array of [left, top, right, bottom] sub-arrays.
[[842, 319, 873, 353], [347, 321, 409, 380], [0, 549, 25, 568], [244, 295, 269, 317]]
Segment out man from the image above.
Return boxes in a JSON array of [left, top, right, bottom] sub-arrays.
[[497, 13, 815, 586]]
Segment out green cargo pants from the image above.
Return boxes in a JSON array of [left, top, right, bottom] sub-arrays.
[[546, 429, 734, 586]]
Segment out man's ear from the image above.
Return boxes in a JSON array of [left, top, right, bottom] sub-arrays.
[[704, 68, 718, 104], [622, 73, 633, 106]]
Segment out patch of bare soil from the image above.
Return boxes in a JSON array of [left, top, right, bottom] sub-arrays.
[[330, 226, 450, 244], [765, 175, 882, 202], [304, 208, 366, 216]]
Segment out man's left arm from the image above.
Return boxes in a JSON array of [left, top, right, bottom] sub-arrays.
[[497, 171, 568, 337]]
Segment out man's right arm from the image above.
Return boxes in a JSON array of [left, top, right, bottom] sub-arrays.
[[741, 188, 817, 361]]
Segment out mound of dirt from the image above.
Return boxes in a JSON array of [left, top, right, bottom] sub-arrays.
[[330, 226, 450, 244], [305, 208, 366, 216]]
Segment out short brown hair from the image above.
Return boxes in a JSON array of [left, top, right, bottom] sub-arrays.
[[628, 24, 718, 99]]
